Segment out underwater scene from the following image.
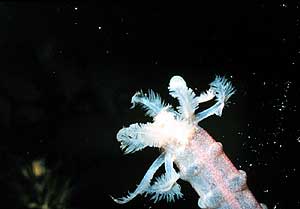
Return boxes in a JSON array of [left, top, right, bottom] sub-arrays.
[[0, 2, 299, 209]]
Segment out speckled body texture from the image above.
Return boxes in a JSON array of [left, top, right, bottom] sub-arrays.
[[176, 127, 264, 209], [112, 75, 267, 209]]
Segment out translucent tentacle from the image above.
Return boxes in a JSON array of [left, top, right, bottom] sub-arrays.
[[117, 123, 161, 154], [145, 153, 182, 203], [196, 88, 215, 104], [209, 75, 235, 103], [195, 101, 224, 123], [164, 152, 176, 178], [111, 153, 165, 204], [131, 89, 174, 117], [168, 76, 199, 121], [148, 181, 183, 203], [195, 76, 235, 123]]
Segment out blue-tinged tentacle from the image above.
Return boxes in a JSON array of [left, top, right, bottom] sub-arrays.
[[209, 75, 235, 103], [168, 76, 199, 122], [111, 153, 165, 204], [145, 153, 183, 203], [195, 101, 224, 123], [195, 76, 235, 123], [196, 88, 215, 104], [147, 181, 183, 203], [117, 123, 162, 154], [131, 89, 174, 117]]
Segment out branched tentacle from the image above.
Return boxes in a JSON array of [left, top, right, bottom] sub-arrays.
[[147, 181, 183, 203], [131, 89, 174, 117], [111, 153, 165, 204], [209, 75, 235, 103], [168, 76, 199, 121], [145, 153, 183, 203], [196, 88, 215, 104], [117, 123, 162, 154], [195, 75, 235, 123], [114, 75, 237, 207]]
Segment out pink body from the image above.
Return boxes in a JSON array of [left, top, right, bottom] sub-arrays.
[[176, 127, 264, 209]]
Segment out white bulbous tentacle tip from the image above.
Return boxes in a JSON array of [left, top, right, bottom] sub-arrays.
[[169, 76, 187, 88]]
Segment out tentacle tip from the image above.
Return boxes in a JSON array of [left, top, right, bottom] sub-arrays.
[[110, 195, 127, 204], [169, 75, 186, 88], [110, 195, 120, 203]]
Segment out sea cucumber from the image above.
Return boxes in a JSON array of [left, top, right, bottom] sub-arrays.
[[112, 75, 267, 209]]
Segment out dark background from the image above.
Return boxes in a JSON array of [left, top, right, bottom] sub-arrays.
[[0, 1, 299, 209]]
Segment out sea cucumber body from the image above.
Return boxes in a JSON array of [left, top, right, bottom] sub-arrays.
[[175, 127, 263, 209]]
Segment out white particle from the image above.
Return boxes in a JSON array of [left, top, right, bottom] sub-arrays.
[[98, 26, 102, 30], [74, 22, 78, 25], [263, 81, 266, 86], [125, 32, 129, 35], [281, 3, 288, 8], [263, 189, 269, 193], [279, 144, 282, 148], [273, 141, 277, 144], [297, 136, 300, 143], [249, 163, 253, 167], [74, 7, 78, 10], [106, 50, 110, 54]]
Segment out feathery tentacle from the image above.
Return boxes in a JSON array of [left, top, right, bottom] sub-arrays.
[[195, 76, 235, 123], [131, 89, 173, 117], [111, 153, 165, 204], [145, 152, 182, 203], [168, 76, 199, 121]]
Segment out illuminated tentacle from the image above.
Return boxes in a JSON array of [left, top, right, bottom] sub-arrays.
[[113, 75, 266, 208], [168, 76, 199, 122], [210, 75, 235, 103], [195, 101, 225, 123], [145, 153, 183, 202], [196, 88, 215, 104], [117, 122, 163, 154], [111, 153, 165, 204], [131, 89, 174, 117], [195, 76, 235, 123]]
